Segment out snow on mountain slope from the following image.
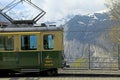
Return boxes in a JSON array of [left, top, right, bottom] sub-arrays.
[[64, 12, 118, 68], [45, 14, 74, 27]]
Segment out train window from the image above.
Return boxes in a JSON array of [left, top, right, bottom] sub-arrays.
[[0, 36, 14, 50], [21, 35, 37, 50], [43, 34, 54, 50]]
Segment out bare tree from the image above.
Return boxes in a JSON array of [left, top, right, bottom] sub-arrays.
[[105, 0, 120, 44], [109, 26, 120, 44], [105, 0, 120, 21]]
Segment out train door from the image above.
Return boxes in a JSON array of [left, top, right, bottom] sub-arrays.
[[19, 34, 39, 69], [41, 31, 63, 67], [40, 33, 55, 69]]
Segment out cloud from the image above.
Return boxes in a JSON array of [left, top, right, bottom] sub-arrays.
[[0, 0, 107, 22], [33, 0, 107, 21]]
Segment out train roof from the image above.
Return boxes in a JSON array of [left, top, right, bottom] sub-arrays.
[[0, 24, 63, 32]]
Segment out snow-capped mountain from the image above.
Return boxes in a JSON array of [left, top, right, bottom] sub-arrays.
[[65, 13, 111, 40], [45, 14, 74, 27], [64, 12, 119, 68]]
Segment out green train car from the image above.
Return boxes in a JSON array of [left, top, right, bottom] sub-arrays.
[[0, 25, 64, 75]]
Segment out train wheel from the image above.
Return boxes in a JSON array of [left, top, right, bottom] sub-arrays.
[[8, 72, 15, 76], [47, 69, 57, 76]]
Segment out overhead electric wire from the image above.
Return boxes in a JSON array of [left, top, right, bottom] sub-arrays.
[[63, 28, 120, 32]]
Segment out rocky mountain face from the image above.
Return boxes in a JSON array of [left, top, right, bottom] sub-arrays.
[[64, 13, 119, 68]]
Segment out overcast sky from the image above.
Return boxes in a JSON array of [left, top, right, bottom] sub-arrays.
[[0, 0, 107, 22]]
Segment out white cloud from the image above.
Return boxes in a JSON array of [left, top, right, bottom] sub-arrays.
[[0, 0, 107, 22], [33, 0, 107, 22]]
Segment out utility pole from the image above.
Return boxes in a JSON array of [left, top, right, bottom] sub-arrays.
[[88, 44, 91, 70], [118, 44, 120, 70]]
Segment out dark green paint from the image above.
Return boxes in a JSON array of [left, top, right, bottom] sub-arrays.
[[0, 51, 63, 72]]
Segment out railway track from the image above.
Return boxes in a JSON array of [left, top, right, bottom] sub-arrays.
[[0, 72, 120, 78], [1, 69, 120, 78], [0, 74, 120, 80], [0, 73, 120, 80]]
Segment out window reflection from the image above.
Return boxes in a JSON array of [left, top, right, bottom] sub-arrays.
[[0, 36, 14, 50], [21, 35, 37, 50], [43, 34, 54, 50]]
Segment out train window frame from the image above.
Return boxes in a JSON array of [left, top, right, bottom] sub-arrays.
[[21, 35, 37, 50], [43, 34, 54, 50], [0, 35, 14, 51]]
